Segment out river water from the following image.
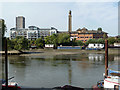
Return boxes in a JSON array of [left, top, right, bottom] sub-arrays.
[[1, 52, 119, 88]]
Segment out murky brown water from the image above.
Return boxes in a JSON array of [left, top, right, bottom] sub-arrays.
[[1, 52, 119, 88]]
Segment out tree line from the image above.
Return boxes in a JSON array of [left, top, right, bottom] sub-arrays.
[[7, 33, 120, 50], [1, 20, 120, 50]]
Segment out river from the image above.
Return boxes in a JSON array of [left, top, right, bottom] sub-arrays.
[[1, 52, 119, 88]]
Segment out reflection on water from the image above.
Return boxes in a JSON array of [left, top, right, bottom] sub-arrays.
[[1, 53, 118, 88]]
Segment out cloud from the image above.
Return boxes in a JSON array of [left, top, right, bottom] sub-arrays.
[[1, 2, 118, 37], [72, 2, 118, 36]]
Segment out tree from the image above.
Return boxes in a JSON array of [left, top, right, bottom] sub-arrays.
[[103, 33, 107, 40], [28, 40, 35, 48], [76, 40, 84, 46], [50, 34, 58, 48], [108, 37, 116, 45], [7, 38, 14, 50], [85, 39, 98, 45], [97, 38, 105, 44], [57, 33, 70, 45], [44, 36, 52, 44], [115, 37, 120, 43], [14, 36, 29, 50], [97, 27, 102, 31], [35, 38, 45, 48], [0, 19, 6, 38]]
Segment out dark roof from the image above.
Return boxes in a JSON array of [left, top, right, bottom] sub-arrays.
[[75, 28, 108, 34], [70, 31, 78, 34]]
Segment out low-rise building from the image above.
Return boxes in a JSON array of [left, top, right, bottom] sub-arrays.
[[87, 43, 104, 49], [70, 27, 108, 42], [114, 43, 120, 47], [45, 44, 54, 48]]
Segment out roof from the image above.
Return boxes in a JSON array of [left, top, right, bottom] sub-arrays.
[[75, 28, 108, 34]]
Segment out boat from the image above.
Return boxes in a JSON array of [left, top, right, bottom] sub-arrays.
[[93, 64, 120, 89], [1, 77, 21, 90], [104, 64, 120, 89]]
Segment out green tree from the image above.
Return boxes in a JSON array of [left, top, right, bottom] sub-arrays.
[[0, 19, 7, 51], [44, 36, 52, 44], [108, 37, 116, 45], [7, 38, 14, 50], [14, 36, 29, 50], [85, 39, 97, 45], [50, 34, 58, 48], [35, 38, 45, 48], [57, 33, 70, 45], [103, 33, 107, 40], [76, 40, 84, 46], [116, 37, 120, 43], [0, 19, 6, 38], [28, 40, 35, 48], [97, 27, 102, 31], [97, 38, 105, 44]]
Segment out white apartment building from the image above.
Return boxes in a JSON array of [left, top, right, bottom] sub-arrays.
[[10, 26, 57, 40]]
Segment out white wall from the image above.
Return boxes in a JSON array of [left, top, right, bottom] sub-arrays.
[[88, 44, 104, 49], [45, 44, 54, 48]]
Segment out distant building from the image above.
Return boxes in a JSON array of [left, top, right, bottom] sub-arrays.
[[70, 27, 108, 42], [114, 43, 120, 47], [16, 16, 25, 29], [87, 43, 104, 49], [45, 44, 54, 48], [10, 16, 57, 40], [10, 26, 57, 40]]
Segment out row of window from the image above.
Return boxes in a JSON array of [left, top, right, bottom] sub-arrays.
[[78, 37, 92, 38], [93, 37, 103, 38]]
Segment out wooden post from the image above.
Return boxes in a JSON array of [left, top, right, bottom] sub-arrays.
[[5, 38, 8, 89], [105, 40, 108, 77]]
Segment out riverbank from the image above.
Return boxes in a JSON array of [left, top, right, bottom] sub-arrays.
[[0, 48, 119, 56], [20, 48, 119, 56]]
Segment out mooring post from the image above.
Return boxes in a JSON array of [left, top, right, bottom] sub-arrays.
[[105, 40, 108, 77], [5, 38, 8, 89]]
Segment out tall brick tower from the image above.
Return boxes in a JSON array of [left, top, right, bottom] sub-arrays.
[[68, 10, 72, 33]]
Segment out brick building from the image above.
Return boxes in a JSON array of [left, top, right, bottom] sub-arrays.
[[70, 27, 108, 42]]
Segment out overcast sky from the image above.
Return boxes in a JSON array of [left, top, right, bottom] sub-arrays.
[[1, 1, 118, 37]]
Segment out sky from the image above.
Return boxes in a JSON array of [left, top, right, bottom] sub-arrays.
[[0, 1, 118, 37]]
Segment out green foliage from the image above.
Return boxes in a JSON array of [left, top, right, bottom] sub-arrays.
[[0, 20, 6, 51], [85, 38, 105, 45], [28, 40, 35, 48], [76, 40, 84, 46], [35, 38, 45, 48], [97, 38, 105, 44], [44, 36, 52, 44], [14, 37, 29, 50], [103, 33, 107, 40], [108, 37, 116, 45], [7, 38, 14, 50], [8, 36, 29, 50], [116, 38, 120, 43], [85, 39, 97, 45], [97, 27, 102, 31], [57, 33, 70, 45], [0, 20, 6, 38]]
